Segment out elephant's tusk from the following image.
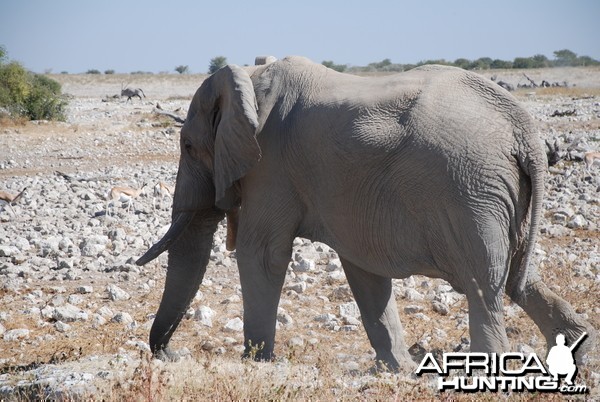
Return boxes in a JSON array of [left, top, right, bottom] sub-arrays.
[[225, 207, 240, 251], [136, 211, 196, 265]]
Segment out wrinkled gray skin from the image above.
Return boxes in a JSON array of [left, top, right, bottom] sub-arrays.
[[138, 56, 595, 371]]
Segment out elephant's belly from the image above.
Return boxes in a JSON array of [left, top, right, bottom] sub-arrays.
[[306, 209, 441, 280]]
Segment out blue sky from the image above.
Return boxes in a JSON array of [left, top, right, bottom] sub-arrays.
[[1, 0, 598, 74]]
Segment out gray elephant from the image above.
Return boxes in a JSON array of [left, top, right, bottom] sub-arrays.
[[137, 56, 595, 371]]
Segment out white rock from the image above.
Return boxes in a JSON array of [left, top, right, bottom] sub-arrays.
[[112, 312, 133, 324], [339, 302, 360, 318], [53, 304, 88, 322], [3, 328, 30, 341], [404, 305, 424, 314], [224, 317, 244, 332], [75, 286, 94, 294], [291, 257, 315, 273], [0, 245, 18, 257], [314, 313, 337, 323], [325, 258, 342, 271], [286, 281, 307, 293], [55, 321, 71, 333], [404, 288, 425, 301], [106, 284, 131, 301], [194, 306, 216, 327]]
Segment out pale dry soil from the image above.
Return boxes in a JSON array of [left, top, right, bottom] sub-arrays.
[[0, 67, 599, 400]]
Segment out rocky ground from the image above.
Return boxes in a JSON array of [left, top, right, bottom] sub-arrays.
[[0, 68, 599, 400]]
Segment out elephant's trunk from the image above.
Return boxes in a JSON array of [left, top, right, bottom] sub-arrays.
[[147, 209, 224, 355]]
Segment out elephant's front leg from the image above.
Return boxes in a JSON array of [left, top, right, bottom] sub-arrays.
[[236, 247, 288, 360], [341, 258, 415, 372]]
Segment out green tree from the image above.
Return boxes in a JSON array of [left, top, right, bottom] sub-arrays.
[[175, 65, 189, 74], [208, 56, 227, 74], [0, 45, 7, 64], [453, 58, 471, 70], [468, 57, 492, 70], [532, 54, 550, 68], [0, 49, 66, 121], [490, 59, 513, 69], [513, 57, 533, 69], [576, 55, 599, 66], [553, 49, 577, 66], [322, 60, 347, 72]]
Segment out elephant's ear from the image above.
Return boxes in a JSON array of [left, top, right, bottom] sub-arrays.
[[213, 65, 261, 209]]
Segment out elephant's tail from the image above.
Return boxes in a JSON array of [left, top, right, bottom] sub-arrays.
[[509, 127, 546, 302]]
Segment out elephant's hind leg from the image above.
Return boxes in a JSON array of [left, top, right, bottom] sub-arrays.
[[509, 278, 596, 360], [465, 279, 510, 354], [340, 258, 415, 372]]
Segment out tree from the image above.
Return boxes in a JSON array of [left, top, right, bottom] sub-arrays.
[[513, 57, 533, 69], [532, 54, 550, 68], [453, 58, 471, 70], [490, 59, 513, 69], [553, 49, 577, 66], [0, 45, 7, 64], [468, 57, 492, 70], [322, 60, 347, 72], [208, 56, 227, 74], [175, 65, 189, 74]]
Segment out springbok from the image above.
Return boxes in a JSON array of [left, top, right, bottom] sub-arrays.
[[106, 184, 147, 216]]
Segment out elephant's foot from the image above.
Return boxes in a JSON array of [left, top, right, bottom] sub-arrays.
[[153, 346, 181, 362], [373, 350, 417, 374], [512, 280, 597, 362]]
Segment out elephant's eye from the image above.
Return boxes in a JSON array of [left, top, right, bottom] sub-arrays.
[[184, 139, 193, 153]]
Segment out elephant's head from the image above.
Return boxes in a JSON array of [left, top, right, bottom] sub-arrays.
[[136, 65, 261, 355]]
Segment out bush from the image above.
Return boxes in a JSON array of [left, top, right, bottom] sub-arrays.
[[175, 65, 189, 74], [208, 56, 227, 74], [86, 69, 101, 74], [0, 57, 67, 121], [104, 69, 115, 75]]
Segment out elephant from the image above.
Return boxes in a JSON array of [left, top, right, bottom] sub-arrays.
[[137, 56, 595, 371]]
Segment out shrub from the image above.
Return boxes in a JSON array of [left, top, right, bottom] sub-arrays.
[[208, 56, 227, 74], [321, 61, 347, 72], [86, 69, 101, 74], [0, 56, 67, 121], [23, 74, 67, 120], [175, 65, 189, 74], [104, 69, 115, 75]]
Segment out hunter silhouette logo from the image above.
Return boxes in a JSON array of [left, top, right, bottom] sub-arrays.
[[416, 331, 588, 394], [546, 332, 586, 386]]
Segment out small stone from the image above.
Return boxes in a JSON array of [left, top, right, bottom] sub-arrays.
[[432, 301, 450, 316], [325, 258, 342, 272], [277, 311, 294, 327], [404, 305, 424, 314], [194, 306, 216, 327], [224, 317, 244, 332], [107, 284, 131, 301], [3, 328, 30, 341], [291, 258, 315, 273], [53, 304, 88, 322], [112, 312, 134, 324], [287, 337, 304, 348], [75, 286, 94, 294], [314, 313, 337, 323], [567, 214, 588, 229], [404, 288, 425, 301], [55, 321, 71, 333], [286, 281, 307, 294], [339, 302, 360, 318]]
